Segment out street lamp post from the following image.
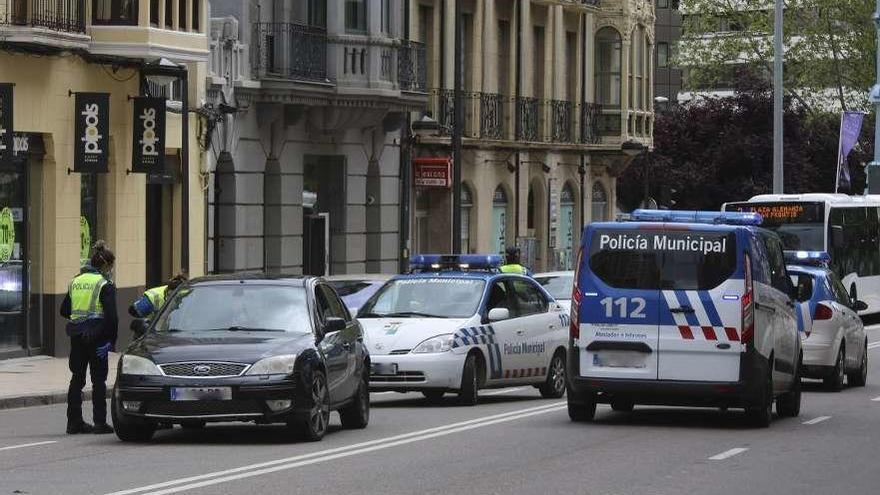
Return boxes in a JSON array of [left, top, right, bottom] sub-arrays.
[[452, 0, 463, 254], [867, 1, 880, 194], [772, 0, 784, 193]]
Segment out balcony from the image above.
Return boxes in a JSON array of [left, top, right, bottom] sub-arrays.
[[480, 93, 506, 140], [252, 22, 327, 82], [579, 102, 602, 144], [398, 40, 427, 93], [0, 0, 89, 48], [517, 97, 539, 142], [550, 100, 574, 143]]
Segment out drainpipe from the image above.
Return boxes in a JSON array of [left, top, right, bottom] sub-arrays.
[[580, 11, 587, 231], [513, 0, 521, 241]]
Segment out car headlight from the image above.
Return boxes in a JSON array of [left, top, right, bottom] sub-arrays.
[[245, 354, 297, 376], [411, 334, 454, 354], [121, 355, 161, 376]]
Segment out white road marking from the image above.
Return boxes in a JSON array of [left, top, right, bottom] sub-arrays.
[[708, 447, 749, 460], [802, 416, 832, 425], [871, 396, 880, 402], [483, 387, 527, 396], [0, 440, 57, 452], [371, 392, 395, 395], [108, 401, 565, 495]]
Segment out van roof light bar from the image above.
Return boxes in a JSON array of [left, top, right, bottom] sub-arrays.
[[629, 209, 763, 226], [408, 254, 503, 273], [783, 250, 831, 267]]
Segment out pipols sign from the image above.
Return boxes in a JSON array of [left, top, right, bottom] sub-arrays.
[[73, 92, 109, 173], [131, 97, 166, 174], [0, 84, 12, 168], [413, 157, 451, 188]]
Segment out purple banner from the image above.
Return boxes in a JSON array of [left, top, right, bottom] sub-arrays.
[[837, 112, 865, 192]]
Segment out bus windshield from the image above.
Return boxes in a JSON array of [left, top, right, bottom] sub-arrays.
[[725, 201, 825, 251]]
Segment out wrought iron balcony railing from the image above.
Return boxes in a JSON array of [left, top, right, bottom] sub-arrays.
[[398, 40, 427, 93], [0, 0, 86, 33], [579, 102, 602, 144], [251, 22, 327, 81], [551, 100, 573, 143], [517, 97, 539, 142], [480, 93, 505, 140]]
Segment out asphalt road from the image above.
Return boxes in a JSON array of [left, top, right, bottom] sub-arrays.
[[3, 327, 880, 495]]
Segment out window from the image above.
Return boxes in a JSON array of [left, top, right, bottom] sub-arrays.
[[828, 273, 852, 307], [760, 233, 791, 293], [591, 182, 608, 222], [80, 174, 99, 266], [657, 0, 668, 7], [150, 0, 159, 25], [461, 184, 473, 254], [658, 42, 669, 68], [829, 207, 880, 278], [381, 0, 391, 34], [317, 285, 350, 321], [509, 280, 549, 317], [534, 274, 574, 300], [309, 0, 327, 27], [178, 0, 187, 29], [789, 273, 814, 302], [92, 0, 137, 25], [165, 0, 172, 28], [486, 281, 509, 311], [595, 28, 622, 107], [192, 0, 200, 32], [345, 0, 367, 33]]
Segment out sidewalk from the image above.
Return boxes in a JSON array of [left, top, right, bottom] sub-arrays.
[[0, 354, 119, 410]]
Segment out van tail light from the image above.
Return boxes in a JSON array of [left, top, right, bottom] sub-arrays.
[[814, 303, 834, 321], [570, 247, 583, 340], [741, 252, 755, 346]]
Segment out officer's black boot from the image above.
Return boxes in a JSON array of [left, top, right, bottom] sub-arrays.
[[66, 422, 95, 434]]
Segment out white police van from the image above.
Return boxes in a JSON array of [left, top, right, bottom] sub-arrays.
[[567, 210, 802, 427]]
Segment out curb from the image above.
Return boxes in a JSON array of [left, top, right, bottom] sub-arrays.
[[0, 389, 112, 411]]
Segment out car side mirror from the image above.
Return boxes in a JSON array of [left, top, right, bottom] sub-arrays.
[[831, 225, 845, 249], [488, 308, 510, 322], [854, 300, 869, 312], [130, 318, 148, 338], [324, 317, 347, 334]]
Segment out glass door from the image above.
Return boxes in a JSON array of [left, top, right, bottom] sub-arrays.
[[0, 168, 26, 354]]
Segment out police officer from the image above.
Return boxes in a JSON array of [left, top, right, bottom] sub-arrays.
[[128, 273, 187, 319], [60, 240, 118, 434], [500, 246, 531, 275]]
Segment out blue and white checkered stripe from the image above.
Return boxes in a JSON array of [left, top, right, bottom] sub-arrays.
[[452, 325, 503, 379]]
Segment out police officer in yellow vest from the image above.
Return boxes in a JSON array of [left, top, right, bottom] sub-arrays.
[[128, 273, 187, 319], [500, 246, 532, 276], [60, 241, 118, 434]]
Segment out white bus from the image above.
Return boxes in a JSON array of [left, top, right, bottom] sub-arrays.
[[724, 193, 880, 316]]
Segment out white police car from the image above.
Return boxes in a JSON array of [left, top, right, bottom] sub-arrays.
[[786, 251, 868, 391], [357, 255, 569, 405], [567, 210, 802, 427]]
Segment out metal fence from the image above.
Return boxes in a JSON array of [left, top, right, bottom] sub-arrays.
[[251, 22, 327, 81], [579, 102, 603, 144], [0, 0, 86, 33], [398, 40, 427, 93]]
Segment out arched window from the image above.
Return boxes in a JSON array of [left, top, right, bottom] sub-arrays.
[[591, 182, 608, 222], [596, 27, 622, 108], [461, 184, 474, 253], [492, 185, 509, 255]]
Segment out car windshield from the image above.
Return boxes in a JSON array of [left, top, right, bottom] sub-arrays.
[[534, 274, 573, 300], [153, 284, 313, 334], [358, 278, 486, 319]]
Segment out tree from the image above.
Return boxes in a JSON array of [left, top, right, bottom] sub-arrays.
[[617, 72, 874, 211], [678, 0, 874, 112]]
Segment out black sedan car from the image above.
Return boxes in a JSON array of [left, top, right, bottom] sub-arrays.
[[112, 275, 370, 442]]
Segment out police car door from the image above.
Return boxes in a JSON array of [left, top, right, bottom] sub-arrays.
[[579, 226, 661, 381], [507, 278, 560, 381], [656, 228, 742, 382], [481, 278, 520, 384]]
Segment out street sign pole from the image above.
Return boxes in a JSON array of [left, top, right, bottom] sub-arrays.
[[452, 0, 463, 253], [772, 0, 784, 194]]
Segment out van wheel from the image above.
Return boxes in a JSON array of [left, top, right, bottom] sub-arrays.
[[824, 346, 845, 392], [777, 357, 802, 418], [568, 394, 597, 422], [848, 342, 868, 387], [746, 367, 773, 428], [457, 354, 479, 406], [538, 353, 566, 399], [610, 399, 635, 412]]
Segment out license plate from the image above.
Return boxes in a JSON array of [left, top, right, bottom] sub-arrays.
[[371, 362, 398, 376], [170, 387, 232, 401], [593, 351, 646, 369]]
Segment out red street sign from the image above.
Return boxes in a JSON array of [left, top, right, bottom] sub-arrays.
[[413, 157, 451, 188]]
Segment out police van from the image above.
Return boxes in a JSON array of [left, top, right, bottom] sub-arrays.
[[567, 210, 802, 427]]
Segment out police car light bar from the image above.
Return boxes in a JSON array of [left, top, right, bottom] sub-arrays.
[[783, 250, 831, 267], [409, 254, 503, 272], [629, 209, 763, 226]]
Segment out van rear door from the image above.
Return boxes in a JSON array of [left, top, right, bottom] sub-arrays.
[[578, 226, 661, 380], [656, 228, 743, 382]]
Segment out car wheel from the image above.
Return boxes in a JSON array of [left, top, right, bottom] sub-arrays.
[[422, 390, 445, 402], [824, 346, 845, 392], [295, 370, 330, 442], [610, 399, 635, 413], [538, 352, 567, 399], [458, 354, 479, 406], [568, 393, 597, 422], [848, 342, 868, 387], [339, 374, 370, 429], [746, 365, 773, 428], [112, 394, 156, 442], [777, 356, 802, 418]]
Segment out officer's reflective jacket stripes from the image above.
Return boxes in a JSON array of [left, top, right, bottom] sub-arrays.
[[144, 285, 168, 312], [499, 264, 528, 275], [69, 272, 108, 323]]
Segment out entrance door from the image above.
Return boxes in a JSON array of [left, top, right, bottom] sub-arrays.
[[146, 182, 173, 288], [0, 168, 27, 354], [304, 213, 329, 276]]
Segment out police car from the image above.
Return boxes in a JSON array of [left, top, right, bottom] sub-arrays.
[[786, 251, 868, 391], [567, 210, 802, 427], [357, 255, 569, 405]]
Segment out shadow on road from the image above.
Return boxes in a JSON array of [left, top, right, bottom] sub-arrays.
[[145, 423, 345, 445], [371, 394, 548, 409], [582, 406, 803, 430]]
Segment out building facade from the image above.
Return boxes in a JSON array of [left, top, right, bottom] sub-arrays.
[[653, 0, 681, 109], [0, 0, 209, 358], [206, 0, 428, 276], [411, 0, 655, 272]]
